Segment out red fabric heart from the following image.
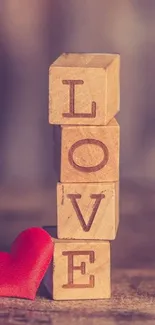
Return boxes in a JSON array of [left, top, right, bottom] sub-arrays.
[[0, 227, 54, 300]]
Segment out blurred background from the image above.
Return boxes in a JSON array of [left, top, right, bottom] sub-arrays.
[[0, 0, 155, 269]]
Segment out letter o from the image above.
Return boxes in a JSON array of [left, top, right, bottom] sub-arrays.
[[68, 139, 109, 172]]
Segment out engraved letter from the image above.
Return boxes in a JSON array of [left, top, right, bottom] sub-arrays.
[[62, 251, 95, 288], [67, 193, 105, 231], [68, 139, 109, 172], [62, 80, 96, 118]]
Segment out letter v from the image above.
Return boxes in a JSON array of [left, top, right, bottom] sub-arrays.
[[67, 193, 105, 232]]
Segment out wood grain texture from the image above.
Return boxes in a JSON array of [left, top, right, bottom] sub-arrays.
[[52, 239, 110, 300], [49, 53, 120, 126], [60, 119, 120, 183], [57, 182, 119, 240]]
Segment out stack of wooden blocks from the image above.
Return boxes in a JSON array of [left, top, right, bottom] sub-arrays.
[[48, 53, 120, 300]]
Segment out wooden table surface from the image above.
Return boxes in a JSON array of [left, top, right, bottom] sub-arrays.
[[0, 269, 155, 325]]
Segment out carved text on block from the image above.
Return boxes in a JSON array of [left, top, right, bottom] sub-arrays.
[[62, 250, 95, 289], [62, 80, 96, 118], [68, 139, 109, 173], [67, 193, 105, 232]]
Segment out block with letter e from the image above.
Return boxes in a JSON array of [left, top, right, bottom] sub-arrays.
[[60, 118, 119, 183], [49, 53, 120, 126], [57, 181, 119, 240], [52, 239, 110, 300]]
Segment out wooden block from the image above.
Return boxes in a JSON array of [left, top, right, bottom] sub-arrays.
[[53, 239, 110, 300], [60, 119, 120, 183], [49, 53, 120, 126], [57, 182, 119, 240]]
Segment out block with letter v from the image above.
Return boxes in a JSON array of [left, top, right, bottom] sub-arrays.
[[57, 182, 119, 240]]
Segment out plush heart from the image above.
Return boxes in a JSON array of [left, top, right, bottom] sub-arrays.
[[0, 227, 54, 300]]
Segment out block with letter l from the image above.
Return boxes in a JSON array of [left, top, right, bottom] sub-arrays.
[[52, 239, 110, 300], [60, 118, 120, 183], [57, 181, 119, 240], [49, 53, 120, 126]]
